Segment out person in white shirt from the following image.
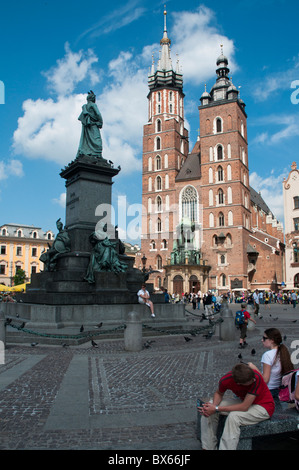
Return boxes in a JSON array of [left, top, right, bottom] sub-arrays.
[[248, 328, 294, 399], [253, 289, 262, 318], [137, 284, 155, 317]]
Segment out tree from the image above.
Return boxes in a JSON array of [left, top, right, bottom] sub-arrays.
[[13, 268, 26, 286]]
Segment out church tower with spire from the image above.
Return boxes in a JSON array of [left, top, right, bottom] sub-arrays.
[[141, 8, 189, 287], [198, 47, 252, 291]]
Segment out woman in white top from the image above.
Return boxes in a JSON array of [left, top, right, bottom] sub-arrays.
[[137, 284, 155, 317], [249, 328, 294, 398]]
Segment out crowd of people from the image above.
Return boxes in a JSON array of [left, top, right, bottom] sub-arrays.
[[0, 292, 17, 303]]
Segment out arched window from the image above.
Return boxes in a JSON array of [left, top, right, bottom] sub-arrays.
[[157, 256, 162, 270], [157, 119, 161, 132], [218, 212, 224, 226], [216, 118, 222, 133], [181, 186, 198, 222], [217, 166, 223, 182], [220, 254, 225, 264], [156, 176, 162, 191], [162, 239, 167, 249], [156, 155, 161, 170], [217, 145, 223, 160], [156, 196, 162, 212], [151, 240, 156, 250], [156, 137, 161, 150], [218, 189, 224, 205], [157, 217, 162, 232], [222, 274, 227, 287]]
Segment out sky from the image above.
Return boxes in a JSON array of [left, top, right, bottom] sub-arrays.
[[0, 0, 299, 243]]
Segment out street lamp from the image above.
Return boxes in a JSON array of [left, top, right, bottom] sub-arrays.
[[141, 254, 147, 273]]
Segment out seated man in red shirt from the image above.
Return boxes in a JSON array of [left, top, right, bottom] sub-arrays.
[[198, 363, 275, 450]]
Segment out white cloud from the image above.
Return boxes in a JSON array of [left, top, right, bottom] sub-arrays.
[[250, 170, 288, 223], [170, 5, 237, 85], [251, 54, 299, 102], [252, 114, 299, 145], [77, 0, 146, 42], [43, 42, 100, 97], [52, 192, 66, 208], [0, 159, 24, 181], [13, 94, 84, 165], [12, 6, 237, 175]]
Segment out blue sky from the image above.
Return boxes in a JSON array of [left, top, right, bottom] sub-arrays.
[[0, 0, 299, 242]]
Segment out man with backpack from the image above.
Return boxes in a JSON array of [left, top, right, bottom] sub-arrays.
[[235, 303, 256, 349]]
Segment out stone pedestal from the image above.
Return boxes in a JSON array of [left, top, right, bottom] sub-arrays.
[[60, 155, 120, 252]]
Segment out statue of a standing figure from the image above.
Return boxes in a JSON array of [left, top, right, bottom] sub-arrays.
[[40, 219, 71, 271], [77, 90, 103, 158]]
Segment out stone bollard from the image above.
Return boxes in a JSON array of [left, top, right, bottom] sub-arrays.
[[247, 304, 256, 331], [124, 311, 143, 352], [219, 300, 236, 341]]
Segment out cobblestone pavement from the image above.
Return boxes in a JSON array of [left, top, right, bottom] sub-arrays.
[[0, 303, 298, 450]]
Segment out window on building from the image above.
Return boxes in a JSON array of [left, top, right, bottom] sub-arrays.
[[17, 230, 22, 237], [156, 155, 161, 170], [16, 246, 22, 256], [216, 118, 222, 133], [157, 119, 161, 132], [33, 231, 37, 239], [218, 189, 224, 204], [217, 166, 224, 182], [294, 196, 299, 209], [294, 218, 299, 231], [156, 196, 162, 212], [0, 245, 6, 255], [219, 212, 225, 226], [217, 146, 223, 160], [157, 255, 162, 270], [162, 239, 167, 249], [222, 274, 226, 287], [156, 176, 162, 191], [0, 265, 5, 275], [156, 137, 161, 150], [32, 247, 37, 257], [220, 254, 226, 264], [151, 240, 156, 250], [181, 186, 198, 222], [31, 266, 37, 274], [1, 228, 6, 236], [157, 217, 162, 232]]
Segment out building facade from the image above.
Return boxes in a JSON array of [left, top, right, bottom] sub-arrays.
[[141, 11, 284, 295], [0, 224, 54, 286], [283, 162, 299, 289]]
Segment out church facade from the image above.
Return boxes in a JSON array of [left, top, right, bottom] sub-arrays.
[[141, 11, 284, 295]]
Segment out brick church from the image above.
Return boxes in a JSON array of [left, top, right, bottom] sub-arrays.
[[140, 10, 284, 295]]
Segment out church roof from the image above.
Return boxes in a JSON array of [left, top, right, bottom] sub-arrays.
[[175, 149, 201, 182], [249, 186, 271, 214]]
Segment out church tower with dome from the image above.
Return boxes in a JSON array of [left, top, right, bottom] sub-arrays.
[[140, 13, 284, 295]]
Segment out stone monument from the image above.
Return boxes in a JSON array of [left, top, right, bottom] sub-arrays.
[[5, 91, 185, 331]]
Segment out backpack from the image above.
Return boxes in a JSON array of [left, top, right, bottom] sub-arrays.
[[235, 310, 245, 326], [278, 369, 299, 412]]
